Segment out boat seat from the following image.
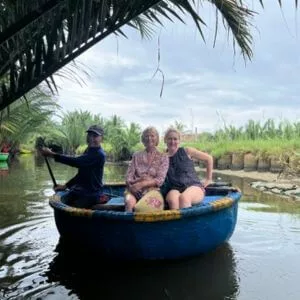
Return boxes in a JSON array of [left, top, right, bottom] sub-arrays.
[[107, 197, 124, 205], [106, 195, 224, 209]]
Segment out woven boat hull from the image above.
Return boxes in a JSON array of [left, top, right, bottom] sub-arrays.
[[0, 153, 9, 161], [50, 184, 241, 260]]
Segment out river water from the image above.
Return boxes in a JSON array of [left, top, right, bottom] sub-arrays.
[[0, 154, 300, 300]]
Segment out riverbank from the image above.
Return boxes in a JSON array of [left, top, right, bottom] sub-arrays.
[[211, 169, 300, 185], [208, 168, 300, 201]]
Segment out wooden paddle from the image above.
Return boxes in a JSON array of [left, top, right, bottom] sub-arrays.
[[44, 156, 57, 188], [37, 139, 57, 188]]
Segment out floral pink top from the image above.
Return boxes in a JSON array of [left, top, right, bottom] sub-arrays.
[[126, 149, 169, 190]]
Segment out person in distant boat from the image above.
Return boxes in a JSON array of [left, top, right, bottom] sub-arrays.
[[40, 125, 106, 209], [125, 126, 169, 212], [1, 142, 11, 153], [162, 128, 213, 210]]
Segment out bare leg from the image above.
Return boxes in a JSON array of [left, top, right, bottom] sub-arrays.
[[125, 193, 137, 212], [166, 190, 181, 210], [179, 186, 205, 209]]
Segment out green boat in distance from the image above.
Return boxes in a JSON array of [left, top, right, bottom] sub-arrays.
[[0, 161, 8, 172], [0, 152, 9, 161]]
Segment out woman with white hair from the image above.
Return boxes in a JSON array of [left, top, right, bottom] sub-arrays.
[[125, 126, 169, 212]]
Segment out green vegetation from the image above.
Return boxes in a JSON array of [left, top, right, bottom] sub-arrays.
[[0, 89, 58, 154], [183, 138, 300, 159], [181, 119, 300, 159], [36, 111, 142, 161], [1, 90, 299, 166], [0, 91, 142, 161]]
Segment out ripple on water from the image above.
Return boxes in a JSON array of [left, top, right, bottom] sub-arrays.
[[0, 215, 59, 298], [231, 201, 300, 300], [233, 202, 300, 256]]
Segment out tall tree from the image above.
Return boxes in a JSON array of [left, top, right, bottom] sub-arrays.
[[45, 110, 103, 153]]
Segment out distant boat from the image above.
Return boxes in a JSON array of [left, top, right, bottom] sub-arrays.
[[0, 152, 9, 161], [19, 149, 32, 154], [49, 183, 242, 260]]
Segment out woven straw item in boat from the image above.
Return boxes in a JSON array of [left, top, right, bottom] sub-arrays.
[[134, 190, 164, 212]]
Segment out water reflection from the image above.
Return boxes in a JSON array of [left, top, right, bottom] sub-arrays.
[[0, 161, 8, 169], [210, 172, 300, 216], [43, 240, 239, 300], [0, 161, 9, 176]]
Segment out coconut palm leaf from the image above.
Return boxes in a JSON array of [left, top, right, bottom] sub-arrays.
[[0, 0, 285, 111], [0, 88, 58, 149]]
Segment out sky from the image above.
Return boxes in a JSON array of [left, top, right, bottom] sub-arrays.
[[54, 1, 300, 134]]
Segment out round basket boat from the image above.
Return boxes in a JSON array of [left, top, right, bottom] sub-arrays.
[[49, 183, 242, 260]]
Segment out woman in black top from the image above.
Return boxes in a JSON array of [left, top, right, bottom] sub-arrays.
[[163, 128, 213, 210]]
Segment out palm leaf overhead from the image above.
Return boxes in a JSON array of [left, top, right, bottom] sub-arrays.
[[0, 0, 256, 111]]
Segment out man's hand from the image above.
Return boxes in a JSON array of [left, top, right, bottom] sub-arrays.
[[54, 184, 67, 191], [40, 147, 55, 157]]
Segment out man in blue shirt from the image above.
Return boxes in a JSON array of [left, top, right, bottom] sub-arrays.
[[40, 125, 106, 208]]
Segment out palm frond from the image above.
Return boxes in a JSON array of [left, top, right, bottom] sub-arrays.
[[0, 88, 59, 146], [210, 0, 255, 59]]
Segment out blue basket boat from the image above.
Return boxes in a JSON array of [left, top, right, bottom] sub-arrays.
[[49, 183, 242, 260]]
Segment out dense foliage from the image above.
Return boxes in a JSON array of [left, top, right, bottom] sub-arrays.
[[36, 110, 142, 161], [0, 88, 58, 154]]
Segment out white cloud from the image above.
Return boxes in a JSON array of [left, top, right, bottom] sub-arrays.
[[79, 50, 139, 69]]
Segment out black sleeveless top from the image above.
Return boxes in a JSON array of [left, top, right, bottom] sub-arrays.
[[166, 147, 202, 190]]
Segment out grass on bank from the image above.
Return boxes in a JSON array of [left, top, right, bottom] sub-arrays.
[[20, 137, 300, 163], [61, 138, 300, 160], [180, 138, 300, 159]]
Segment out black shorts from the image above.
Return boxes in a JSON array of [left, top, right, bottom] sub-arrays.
[[161, 183, 204, 197]]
